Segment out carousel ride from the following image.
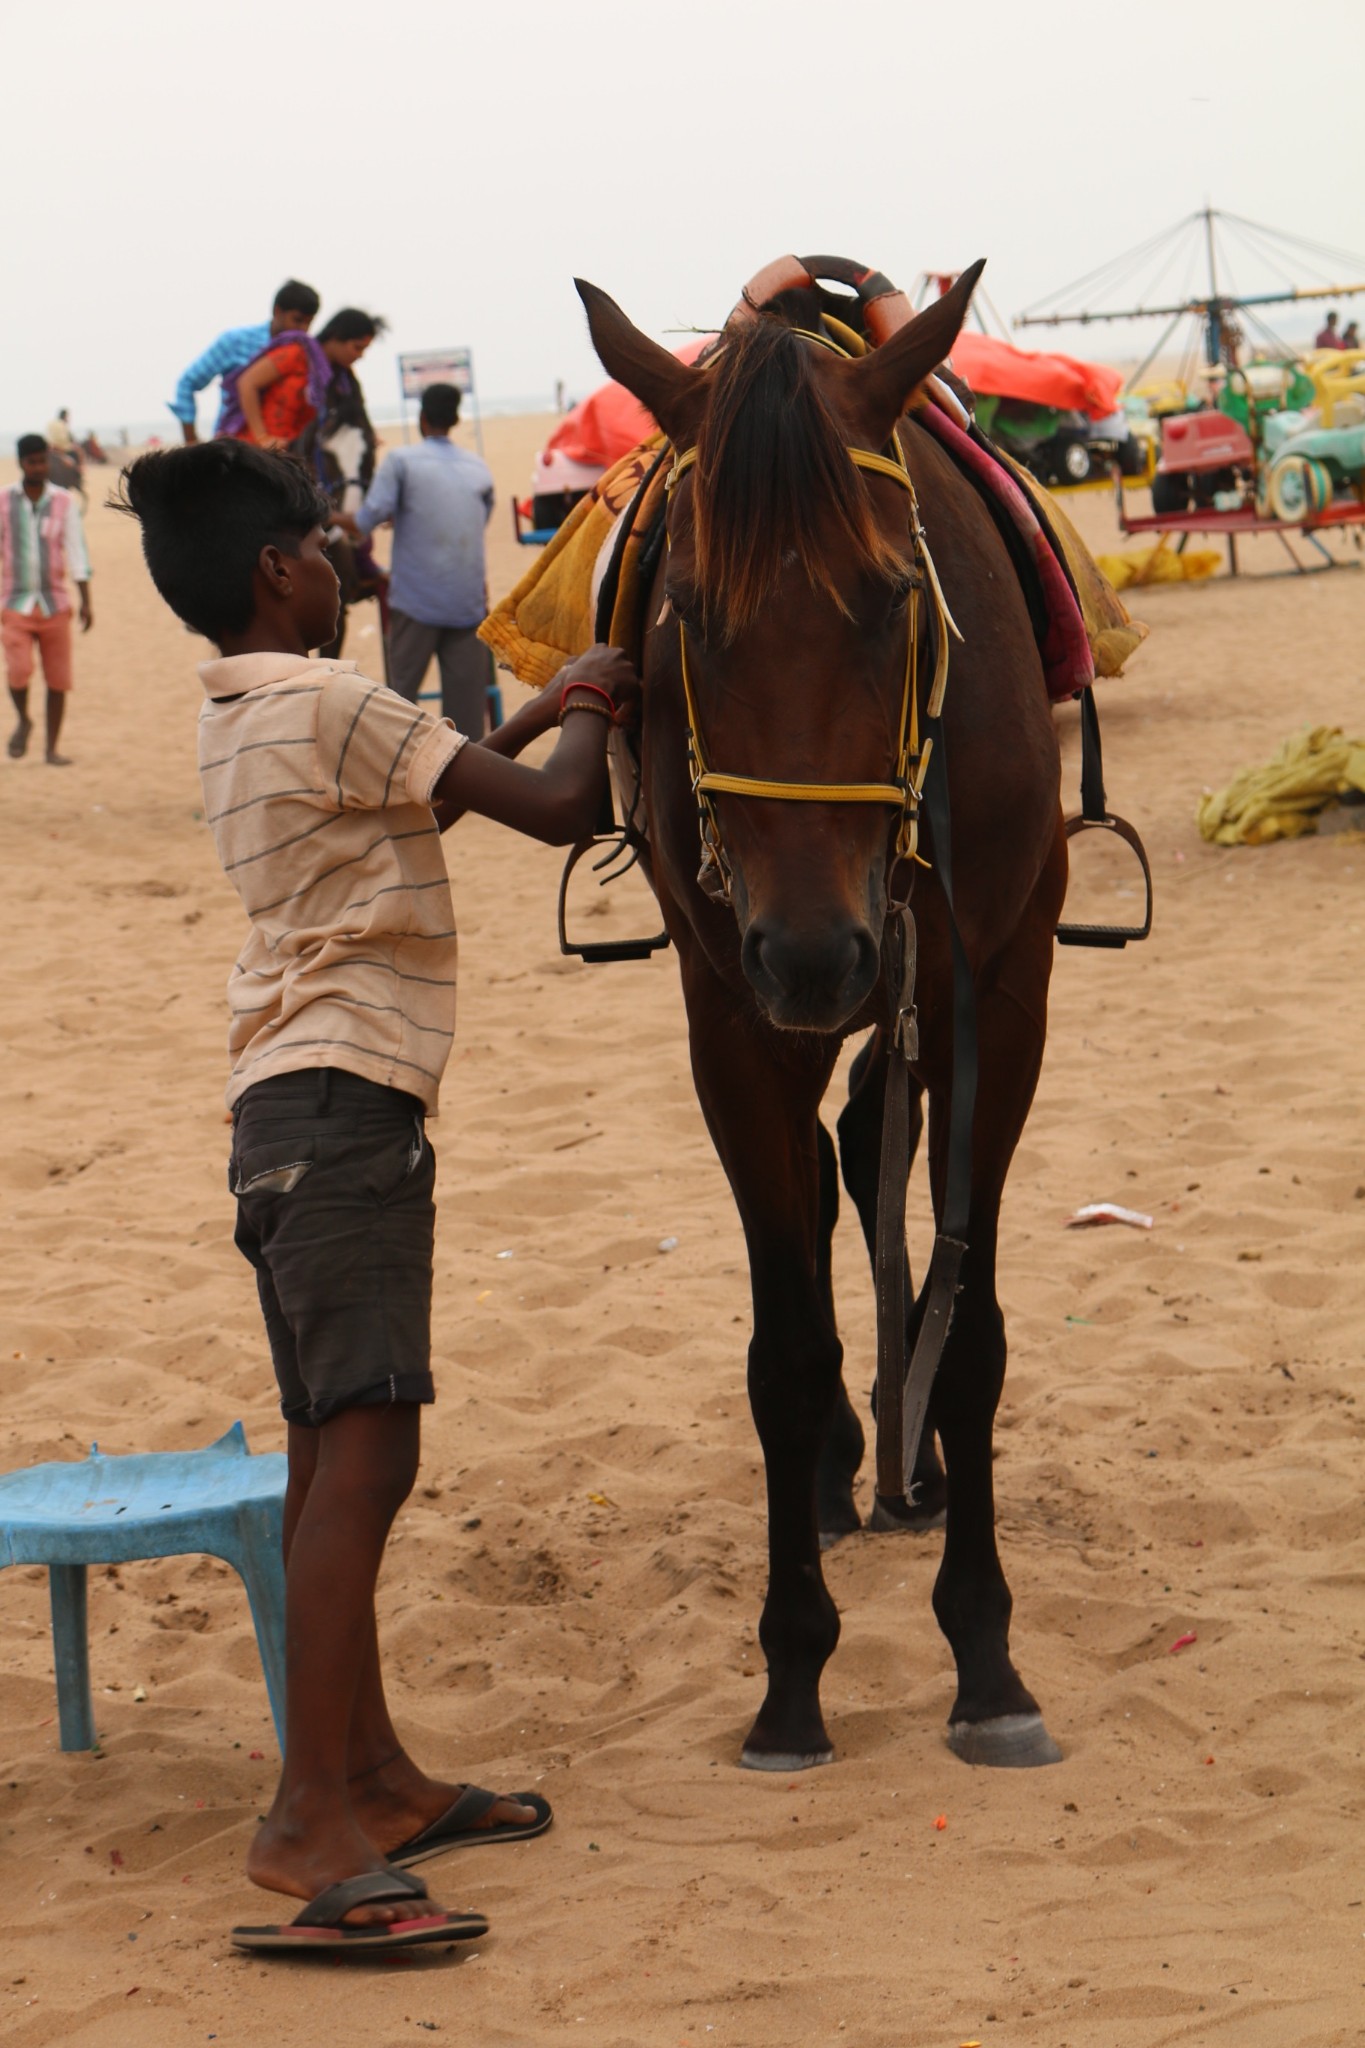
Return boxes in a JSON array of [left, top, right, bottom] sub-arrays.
[[1016, 206, 1365, 572]]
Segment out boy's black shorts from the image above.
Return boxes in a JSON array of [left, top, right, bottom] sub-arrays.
[[229, 1068, 436, 1427]]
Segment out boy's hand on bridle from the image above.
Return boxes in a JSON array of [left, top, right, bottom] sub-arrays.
[[558, 645, 641, 727]]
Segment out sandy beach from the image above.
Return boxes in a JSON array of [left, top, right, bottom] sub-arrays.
[[2, 416, 1364, 2047]]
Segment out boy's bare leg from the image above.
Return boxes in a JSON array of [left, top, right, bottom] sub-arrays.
[[346, 1619, 539, 1852], [248, 1404, 447, 1925], [7, 687, 32, 757], [281, 1418, 536, 1856], [45, 690, 71, 765]]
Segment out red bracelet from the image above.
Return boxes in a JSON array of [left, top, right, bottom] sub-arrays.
[[561, 679, 616, 716]]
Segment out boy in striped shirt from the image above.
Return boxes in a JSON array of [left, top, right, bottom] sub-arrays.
[[3, 434, 93, 764], [119, 440, 636, 1956]]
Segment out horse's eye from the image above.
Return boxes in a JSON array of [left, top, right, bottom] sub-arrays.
[[888, 576, 914, 616]]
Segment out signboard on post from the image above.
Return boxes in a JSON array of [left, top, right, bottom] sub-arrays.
[[396, 348, 482, 452]]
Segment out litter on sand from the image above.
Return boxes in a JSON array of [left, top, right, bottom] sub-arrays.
[[1064, 1203, 1154, 1230]]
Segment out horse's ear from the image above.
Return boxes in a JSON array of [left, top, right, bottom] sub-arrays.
[[574, 280, 705, 444], [842, 260, 987, 441]]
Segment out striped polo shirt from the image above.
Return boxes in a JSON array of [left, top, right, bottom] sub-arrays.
[[1, 483, 92, 616], [197, 654, 467, 1114]]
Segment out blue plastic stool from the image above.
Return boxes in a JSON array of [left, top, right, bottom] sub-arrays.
[[0, 1422, 288, 1753]]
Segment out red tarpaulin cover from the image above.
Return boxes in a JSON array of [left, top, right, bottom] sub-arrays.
[[950, 333, 1123, 421], [544, 338, 713, 470]]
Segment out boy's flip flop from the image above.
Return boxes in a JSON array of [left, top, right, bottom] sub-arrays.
[[230, 1868, 488, 1955], [391, 1785, 553, 1867]]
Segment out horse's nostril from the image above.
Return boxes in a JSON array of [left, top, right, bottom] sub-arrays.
[[742, 920, 878, 1012]]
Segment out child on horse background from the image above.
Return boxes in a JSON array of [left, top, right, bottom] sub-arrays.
[[225, 308, 386, 450], [169, 279, 322, 444], [116, 438, 638, 1955]]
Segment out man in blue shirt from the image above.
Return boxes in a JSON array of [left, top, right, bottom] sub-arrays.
[[169, 281, 321, 443], [352, 384, 495, 734]]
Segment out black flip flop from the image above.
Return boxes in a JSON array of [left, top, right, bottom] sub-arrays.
[[391, 1786, 553, 1868], [230, 1868, 488, 1955]]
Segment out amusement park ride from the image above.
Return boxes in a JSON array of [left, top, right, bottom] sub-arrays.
[[1015, 206, 1365, 572]]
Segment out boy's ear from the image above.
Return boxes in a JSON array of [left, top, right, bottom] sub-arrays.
[[258, 543, 294, 593]]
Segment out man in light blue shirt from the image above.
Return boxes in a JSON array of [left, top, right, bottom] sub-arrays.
[[168, 280, 320, 442], [353, 384, 495, 733]]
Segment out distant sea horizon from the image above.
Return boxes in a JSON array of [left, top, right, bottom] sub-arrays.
[[1, 394, 561, 448]]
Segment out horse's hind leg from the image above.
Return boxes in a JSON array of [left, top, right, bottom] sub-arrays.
[[814, 1119, 864, 1548], [926, 949, 1061, 1769], [835, 1030, 946, 1528]]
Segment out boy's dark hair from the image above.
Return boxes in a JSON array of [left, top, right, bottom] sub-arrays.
[[114, 442, 331, 642], [419, 383, 461, 431], [17, 433, 48, 460], [316, 308, 388, 346], [274, 278, 321, 321]]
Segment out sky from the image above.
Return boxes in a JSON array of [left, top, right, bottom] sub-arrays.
[[7, 0, 1364, 437]]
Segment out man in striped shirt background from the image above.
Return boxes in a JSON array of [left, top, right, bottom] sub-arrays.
[[168, 279, 321, 443], [2, 434, 92, 765]]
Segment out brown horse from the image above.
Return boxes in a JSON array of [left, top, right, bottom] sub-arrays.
[[576, 263, 1067, 1774]]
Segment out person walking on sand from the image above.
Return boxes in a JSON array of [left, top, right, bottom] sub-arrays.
[[2, 435, 92, 766], [169, 280, 321, 443], [117, 438, 639, 1958], [345, 382, 495, 733]]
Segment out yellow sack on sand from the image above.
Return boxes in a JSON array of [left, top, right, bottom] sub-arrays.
[[1197, 727, 1365, 845], [1096, 541, 1222, 591]]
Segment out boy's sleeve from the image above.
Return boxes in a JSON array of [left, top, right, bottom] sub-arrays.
[[168, 328, 235, 425], [316, 672, 467, 810]]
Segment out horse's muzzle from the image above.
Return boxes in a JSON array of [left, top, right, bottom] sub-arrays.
[[740, 917, 881, 1032]]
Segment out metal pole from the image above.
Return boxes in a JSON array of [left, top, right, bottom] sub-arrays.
[[467, 356, 484, 459], [1204, 206, 1222, 366], [1124, 308, 1186, 394]]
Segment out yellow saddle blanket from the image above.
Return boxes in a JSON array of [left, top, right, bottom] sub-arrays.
[[480, 439, 669, 688]]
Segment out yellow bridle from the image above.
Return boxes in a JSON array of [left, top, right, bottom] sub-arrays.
[[663, 404, 961, 902]]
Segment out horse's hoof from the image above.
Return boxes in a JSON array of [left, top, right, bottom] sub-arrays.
[[740, 1745, 835, 1772], [946, 1712, 1062, 1768], [867, 1494, 946, 1535], [818, 1519, 860, 1551]]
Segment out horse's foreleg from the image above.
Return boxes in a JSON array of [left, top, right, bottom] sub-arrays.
[[835, 1031, 946, 1528], [924, 952, 1062, 1769], [683, 960, 843, 1769]]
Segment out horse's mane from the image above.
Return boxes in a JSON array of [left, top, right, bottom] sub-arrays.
[[689, 318, 907, 642]]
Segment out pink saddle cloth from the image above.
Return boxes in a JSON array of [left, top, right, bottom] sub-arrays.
[[914, 404, 1094, 702]]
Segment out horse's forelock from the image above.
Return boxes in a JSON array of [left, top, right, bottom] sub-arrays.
[[689, 321, 905, 642]]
